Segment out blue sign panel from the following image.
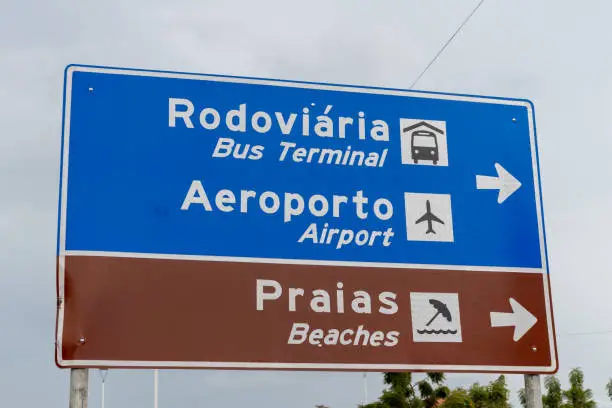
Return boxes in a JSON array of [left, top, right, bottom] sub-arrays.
[[59, 65, 547, 271]]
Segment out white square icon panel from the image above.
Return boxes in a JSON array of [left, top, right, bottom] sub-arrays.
[[404, 193, 454, 242], [400, 119, 448, 167], [410, 292, 462, 343]]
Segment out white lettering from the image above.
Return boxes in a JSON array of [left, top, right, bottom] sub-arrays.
[[308, 195, 329, 217], [353, 190, 368, 219], [181, 180, 212, 211], [199, 108, 220, 130], [240, 190, 256, 213], [260, 191, 280, 214], [298, 223, 318, 243], [309, 329, 325, 346], [379, 292, 398, 315], [256, 279, 282, 310], [310, 289, 331, 313], [215, 189, 236, 212], [252, 111, 272, 133], [275, 112, 297, 135], [373, 198, 393, 220], [226, 104, 246, 132], [340, 329, 354, 345], [384, 331, 400, 347], [332, 195, 348, 217], [289, 288, 304, 312], [285, 193, 305, 222], [324, 329, 340, 345], [169, 98, 194, 128], [352, 291, 372, 314], [336, 229, 354, 249], [370, 120, 389, 141], [355, 230, 369, 246], [279, 141, 296, 161], [212, 137, 234, 158], [288, 323, 309, 344]]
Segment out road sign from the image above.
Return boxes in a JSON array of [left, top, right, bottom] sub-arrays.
[[56, 64, 558, 373]]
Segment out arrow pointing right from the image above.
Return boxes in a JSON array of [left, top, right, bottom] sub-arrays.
[[476, 163, 522, 204], [490, 298, 538, 342]]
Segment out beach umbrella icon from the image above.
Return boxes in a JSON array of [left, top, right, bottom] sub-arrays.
[[425, 299, 452, 326]]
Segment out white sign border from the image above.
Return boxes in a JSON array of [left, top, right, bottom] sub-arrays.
[[55, 64, 557, 373]]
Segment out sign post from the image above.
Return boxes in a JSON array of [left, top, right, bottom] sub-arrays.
[[154, 369, 159, 408], [56, 64, 557, 373], [68, 368, 88, 408], [525, 374, 543, 408]]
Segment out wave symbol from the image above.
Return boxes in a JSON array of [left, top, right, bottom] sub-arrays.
[[416, 329, 458, 335]]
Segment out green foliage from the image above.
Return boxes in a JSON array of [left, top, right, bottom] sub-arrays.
[[466, 376, 510, 408], [364, 373, 513, 408], [517, 388, 526, 408], [519, 370, 595, 408], [543, 376, 563, 408], [428, 373, 446, 385], [563, 368, 596, 408], [362, 372, 448, 408], [384, 372, 415, 400], [361, 402, 387, 408], [518, 375, 561, 408], [441, 389, 475, 408], [469, 383, 490, 408], [488, 376, 511, 408], [380, 389, 412, 408], [361, 369, 605, 408]]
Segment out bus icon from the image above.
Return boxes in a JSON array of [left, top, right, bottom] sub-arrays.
[[400, 120, 448, 167], [411, 130, 439, 165]]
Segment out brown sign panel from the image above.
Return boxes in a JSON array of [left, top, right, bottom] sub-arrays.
[[58, 255, 557, 373]]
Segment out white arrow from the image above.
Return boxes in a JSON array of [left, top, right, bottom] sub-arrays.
[[476, 163, 522, 204], [490, 298, 537, 342]]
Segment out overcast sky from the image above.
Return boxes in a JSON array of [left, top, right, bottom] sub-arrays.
[[1, 0, 612, 407]]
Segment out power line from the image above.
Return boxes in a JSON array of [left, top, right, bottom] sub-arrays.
[[559, 330, 612, 337], [405, 0, 611, 342], [409, 0, 486, 90]]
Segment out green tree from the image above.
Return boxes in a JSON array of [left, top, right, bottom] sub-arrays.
[[361, 372, 414, 408], [469, 383, 489, 408], [543, 376, 563, 408], [362, 373, 449, 408], [563, 368, 596, 408], [419, 372, 450, 408], [518, 388, 526, 408], [606, 379, 612, 402], [468, 376, 510, 408], [441, 389, 475, 408], [488, 376, 511, 408]]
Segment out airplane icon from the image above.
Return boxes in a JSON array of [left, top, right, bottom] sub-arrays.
[[415, 200, 445, 234]]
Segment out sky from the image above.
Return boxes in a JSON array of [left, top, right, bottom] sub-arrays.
[[1, 0, 612, 407]]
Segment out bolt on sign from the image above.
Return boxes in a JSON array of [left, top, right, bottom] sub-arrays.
[[56, 65, 558, 373]]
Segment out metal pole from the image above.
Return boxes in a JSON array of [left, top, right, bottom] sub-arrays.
[[100, 369, 108, 408], [362, 372, 368, 405], [69, 368, 89, 408], [154, 369, 159, 408], [524, 374, 543, 408]]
